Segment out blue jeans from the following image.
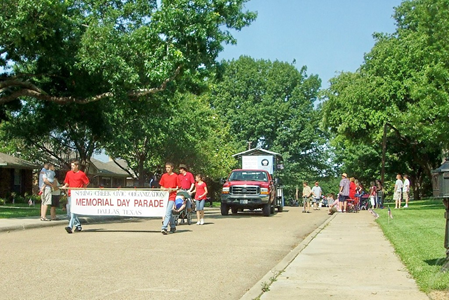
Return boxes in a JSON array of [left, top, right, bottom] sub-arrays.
[[161, 200, 176, 231], [67, 196, 81, 229]]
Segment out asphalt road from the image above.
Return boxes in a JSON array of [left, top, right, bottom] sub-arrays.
[[0, 207, 330, 300]]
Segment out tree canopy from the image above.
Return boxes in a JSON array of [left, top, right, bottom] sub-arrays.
[[0, 0, 256, 104], [322, 0, 449, 197], [210, 56, 328, 194]]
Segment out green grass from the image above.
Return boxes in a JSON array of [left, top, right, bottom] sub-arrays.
[[0, 203, 66, 218], [376, 199, 449, 292]]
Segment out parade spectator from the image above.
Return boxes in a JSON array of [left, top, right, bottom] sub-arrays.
[[39, 163, 52, 221], [192, 174, 208, 225], [327, 193, 338, 215], [302, 181, 312, 213], [376, 179, 384, 208], [311, 181, 323, 210], [403, 174, 410, 208], [50, 176, 61, 221], [339, 173, 350, 212], [160, 162, 180, 235], [62, 160, 89, 234], [349, 177, 356, 199], [394, 174, 403, 209], [369, 181, 377, 208]]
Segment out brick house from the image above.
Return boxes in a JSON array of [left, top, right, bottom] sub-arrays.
[[0, 153, 39, 199]]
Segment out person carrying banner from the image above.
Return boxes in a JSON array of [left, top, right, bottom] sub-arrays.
[[62, 160, 89, 234], [160, 162, 181, 235]]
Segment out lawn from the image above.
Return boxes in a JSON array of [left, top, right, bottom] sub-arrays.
[[376, 199, 449, 293], [0, 203, 66, 218]]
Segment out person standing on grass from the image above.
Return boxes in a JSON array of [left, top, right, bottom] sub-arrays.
[[192, 174, 208, 225], [39, 163, 53, 221], [338, 173, 350, 212], [160, 162, 180, 235], [394, 173, 403, 209], [369, 181, 377, 208], [311, 181, 323, 210], [62, 160, 89, 234], [403, 174, 410, 208], [302, 181, 312, 213]]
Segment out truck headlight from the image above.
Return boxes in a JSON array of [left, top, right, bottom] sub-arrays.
[[261, 188, 269, 195], [222, 187, 229, 194]]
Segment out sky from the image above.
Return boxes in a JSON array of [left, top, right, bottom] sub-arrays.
[[218, 0, 404, 88], [95, 0, 404, 162]]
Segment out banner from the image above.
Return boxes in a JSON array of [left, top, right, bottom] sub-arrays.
[[70, 189, 169, 217]]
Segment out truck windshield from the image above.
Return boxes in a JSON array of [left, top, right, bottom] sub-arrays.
[[229, 171, 268, 182]]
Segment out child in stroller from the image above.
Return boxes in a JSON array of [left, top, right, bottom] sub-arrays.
[[172, 191, 194, 225]]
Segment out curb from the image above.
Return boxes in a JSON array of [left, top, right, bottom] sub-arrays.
[[240, 214, 336, 300]]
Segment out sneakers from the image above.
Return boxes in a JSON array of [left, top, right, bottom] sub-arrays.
[[161, 229, 168, 235], [65, 227, 73, 234], [404, 204, 408, 208], [75, 226, 82, 232], [196, 221, 200, 225], [200, 219, 204, 225], [170, 227, 176, 233]]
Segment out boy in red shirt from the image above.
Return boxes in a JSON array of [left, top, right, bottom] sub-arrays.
[[62, 160, 89, 234], [160, 162, 181, 235]]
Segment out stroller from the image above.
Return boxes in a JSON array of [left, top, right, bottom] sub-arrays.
[[173, 191, 194, 225]]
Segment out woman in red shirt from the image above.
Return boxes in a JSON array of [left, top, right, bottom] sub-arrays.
[[192, 174, 208, 225], [349, 177, 357, 199]]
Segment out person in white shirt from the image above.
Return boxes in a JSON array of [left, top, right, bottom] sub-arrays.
[[311, 181, 323, 210], [403, 175, 410, 208], [394, 174, 403, 209]]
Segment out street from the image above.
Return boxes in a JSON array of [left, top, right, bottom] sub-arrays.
[[0, 207, 330, 300]]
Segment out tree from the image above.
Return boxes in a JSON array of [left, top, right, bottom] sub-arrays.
[[322, 0, 449, 197], [210, 56, 327, 196], [0, 100, 108, 170], [0, 0, 256, 104], [102, 90, 236, 186]]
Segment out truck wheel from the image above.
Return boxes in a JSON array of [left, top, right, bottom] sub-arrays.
[[270, 205, 275, 214], [231, 206, 238, 214], [278, 205, 284, 212], [221, 203, 229, 216], [263, 203, 270, 216]]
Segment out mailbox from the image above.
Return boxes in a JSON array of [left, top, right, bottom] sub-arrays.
[[431, 158, 449, 271]]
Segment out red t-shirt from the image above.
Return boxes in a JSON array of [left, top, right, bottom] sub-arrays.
[[64, 170, 89, 196], [349, 182, 356, 199], [194, 181, 207, 200], [159, 173, 180, 201], [178, 172, 195, 190]]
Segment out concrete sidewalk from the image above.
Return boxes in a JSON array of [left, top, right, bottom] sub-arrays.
[[242, 211, 430, 300]]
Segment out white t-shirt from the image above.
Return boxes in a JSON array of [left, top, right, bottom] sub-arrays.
[[403, 179, 410, 192], [395, 179, 403, 192], [311, 186, 322, 199]]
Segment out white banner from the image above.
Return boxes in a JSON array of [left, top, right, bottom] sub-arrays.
[[70, 189, 169, 217]]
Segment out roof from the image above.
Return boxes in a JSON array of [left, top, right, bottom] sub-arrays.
[[90, 158, 130, 177], [0, 153, 40, 169], [232, 148, 283, 159], [432, 158, 449, 173]]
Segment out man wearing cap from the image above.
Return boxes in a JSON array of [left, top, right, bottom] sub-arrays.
[[339, 173, 350, 212], [178, 164, 195, 193], [178, 164, 195, 223]]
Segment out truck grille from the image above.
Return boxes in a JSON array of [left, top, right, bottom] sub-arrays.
[[230, 186, 259, 195]]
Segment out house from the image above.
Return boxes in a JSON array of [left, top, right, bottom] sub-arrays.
[[0, 153, 40, 198], [88, 158, 136, 188]]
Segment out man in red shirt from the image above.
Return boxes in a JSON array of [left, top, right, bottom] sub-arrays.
[[178, 164, 195, 193], [160, 162, 180, 235], [62, 160, 89, 234]]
